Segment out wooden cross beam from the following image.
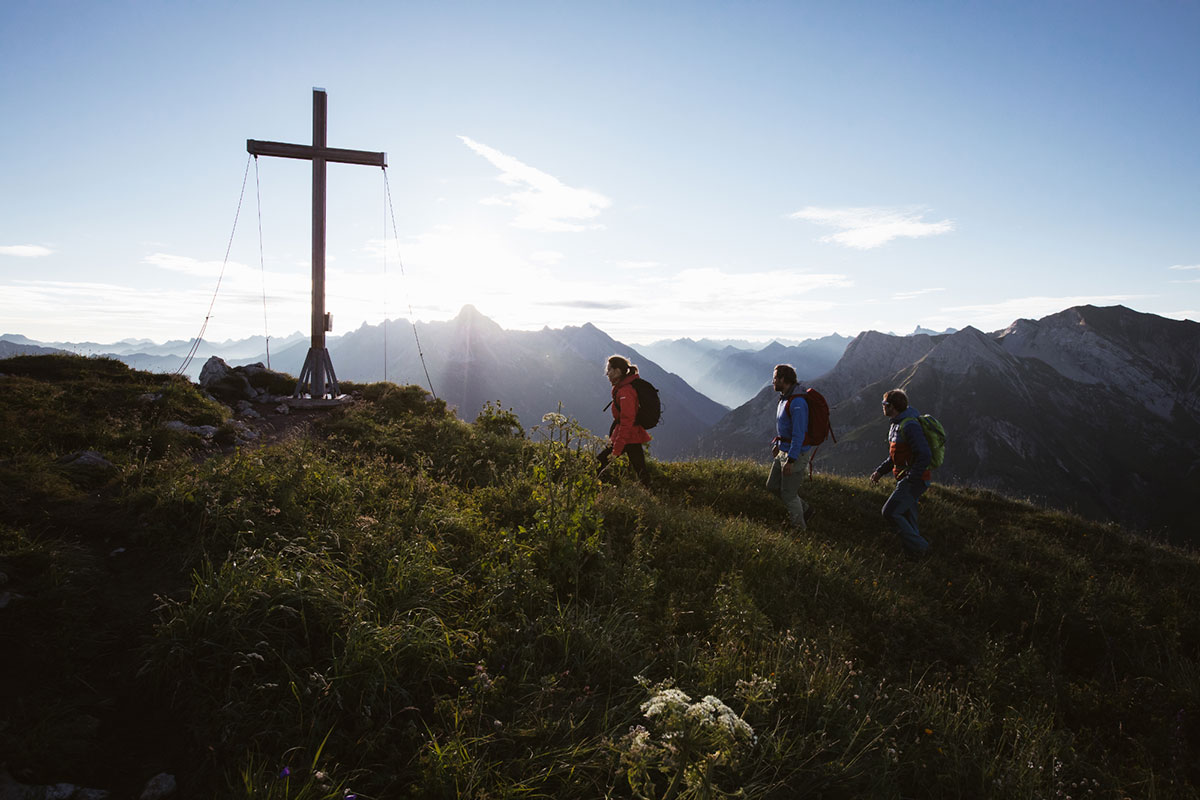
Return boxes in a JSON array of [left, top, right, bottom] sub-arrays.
[[247, 88, 386, 399]]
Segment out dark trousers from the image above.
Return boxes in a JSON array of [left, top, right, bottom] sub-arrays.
[[598, 443, 649, 484], [882, 479, 930, 556]]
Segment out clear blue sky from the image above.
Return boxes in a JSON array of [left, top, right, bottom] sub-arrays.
[[2, 0, 1198, 346]]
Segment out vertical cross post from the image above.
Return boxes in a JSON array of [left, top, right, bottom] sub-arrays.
[[247, 88, 386, 399]]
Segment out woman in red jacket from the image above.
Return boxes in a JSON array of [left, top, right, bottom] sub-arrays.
[[598, 354, 652, 485]]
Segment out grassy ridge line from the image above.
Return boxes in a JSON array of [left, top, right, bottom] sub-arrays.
[[1, 354, 1198, 799]]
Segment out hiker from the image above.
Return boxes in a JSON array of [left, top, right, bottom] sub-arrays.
[[598, 354, 652, 485], [869, 388, 932, 559], [767, 364, 815, 529]]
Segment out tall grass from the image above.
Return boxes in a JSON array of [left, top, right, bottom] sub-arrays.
[[2, 354, 1199, 798]]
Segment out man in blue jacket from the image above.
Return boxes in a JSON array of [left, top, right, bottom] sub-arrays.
[[767, 364, 814, 529], [869, 388, 932, 559]]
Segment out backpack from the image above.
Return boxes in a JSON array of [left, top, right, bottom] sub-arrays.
[[609, 377, 662, 429], [905, 414, 947, 468], [784, 388, 835, 446], [784, 388, 836, 475], [631, 377, 661, 429]]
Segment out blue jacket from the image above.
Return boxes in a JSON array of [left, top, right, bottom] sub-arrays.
[[774, 388, 812, 461], [874, 406, 932, 484]]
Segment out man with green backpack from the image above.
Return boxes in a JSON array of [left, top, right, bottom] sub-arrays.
[[869, 388, 945, 560]]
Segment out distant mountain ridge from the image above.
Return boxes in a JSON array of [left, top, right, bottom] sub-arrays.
[[697, 305, 1200, 540], [240, 305, 728, 460], [636, 333, 852, 407], [0, 331, 307, 376], [8, 305, 1199, 533], [2, 315, 726, 459]]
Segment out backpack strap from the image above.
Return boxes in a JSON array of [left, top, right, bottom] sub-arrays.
[[782, 393, 801, 417]]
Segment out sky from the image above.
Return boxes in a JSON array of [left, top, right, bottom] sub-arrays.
[[2, 0, 1198, 348]]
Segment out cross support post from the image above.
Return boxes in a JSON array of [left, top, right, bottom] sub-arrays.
[[248, 88, 386, 399]]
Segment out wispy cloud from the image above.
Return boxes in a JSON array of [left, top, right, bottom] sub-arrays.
[[893, 287, 946, 302], [789, 206, 954, 249], [537, 299, 634, 311], [144, 252, 229, 277], [459, 136, 611, 232], [0, 245, 54, 257], [1169, 264, 1200, 283]]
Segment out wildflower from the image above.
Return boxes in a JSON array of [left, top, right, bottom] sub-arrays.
[[471, 663, 494, 691], [924, 728, 933, 735], [278, 767, 291, 779], [642, 688, 693, 719]]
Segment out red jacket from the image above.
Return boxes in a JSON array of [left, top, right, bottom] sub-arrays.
[[610, 371, 652, 456]]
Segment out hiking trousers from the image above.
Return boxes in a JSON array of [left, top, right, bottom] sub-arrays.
[[882, 479, 930, 556], [766, 454, 808, 528], [599, 443, 649, 485]]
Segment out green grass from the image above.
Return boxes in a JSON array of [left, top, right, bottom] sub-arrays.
[[2, 354, 1199, 798]]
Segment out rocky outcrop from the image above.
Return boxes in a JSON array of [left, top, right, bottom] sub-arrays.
[[998, 305, 1200, 419], [199, 356, 256, 402], [199, 357, 295, 404], [55, 450, 117, 485]]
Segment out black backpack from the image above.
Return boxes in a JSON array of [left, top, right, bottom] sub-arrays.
[[610, 377, 662, 429], [631, 377, 661, 429]]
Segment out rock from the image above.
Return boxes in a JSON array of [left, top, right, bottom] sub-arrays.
[[56, 450, 116, 484], [198, 356, 256, 403], [0, 772, 111, 800], [139, 772, 176, 800], [163, 421, 218, 440]]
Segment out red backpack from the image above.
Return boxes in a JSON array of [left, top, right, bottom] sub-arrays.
[[785, 388, 836, 473]]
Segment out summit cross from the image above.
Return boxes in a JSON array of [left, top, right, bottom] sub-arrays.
[[247, 88, 387, 399]]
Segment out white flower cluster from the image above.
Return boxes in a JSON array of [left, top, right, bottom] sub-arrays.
[[686, 695, 756, 745], [640, 686, 756, 747], [641, 687, 693, 720]]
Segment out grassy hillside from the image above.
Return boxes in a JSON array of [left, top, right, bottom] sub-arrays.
[[2, 354, 1199, 799]]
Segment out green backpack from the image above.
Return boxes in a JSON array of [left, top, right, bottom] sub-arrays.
[[906, 415, 947, 468]]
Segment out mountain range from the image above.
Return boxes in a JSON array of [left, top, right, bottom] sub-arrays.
[[634, 333, 852, 407], [5, 304, 1199, 536], [0, 331, 307, 375], [698, 305, 1200, 540], [246, 305, 727, 460]]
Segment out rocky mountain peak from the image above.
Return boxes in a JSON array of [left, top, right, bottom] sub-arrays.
[[452, 304, 502, 330], [920, 325, 1018, 377], [999, 304, 1200, 419], [819, 330, 941, 403]]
